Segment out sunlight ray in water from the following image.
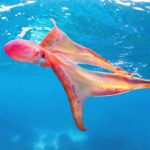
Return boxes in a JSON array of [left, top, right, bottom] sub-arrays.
[[17, 27, 31, 39], [112, 0, 150, 12], [0, 1, 35, 12]]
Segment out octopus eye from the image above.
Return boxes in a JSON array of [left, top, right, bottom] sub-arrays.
[[41, 53, 46, 59], [36, 51, 46, 65]]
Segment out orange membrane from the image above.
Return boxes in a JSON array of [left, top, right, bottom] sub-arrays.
[[4, 20, 150, 131]]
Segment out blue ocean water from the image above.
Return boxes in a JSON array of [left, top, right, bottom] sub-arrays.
[[0, 0, 150, 149]]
